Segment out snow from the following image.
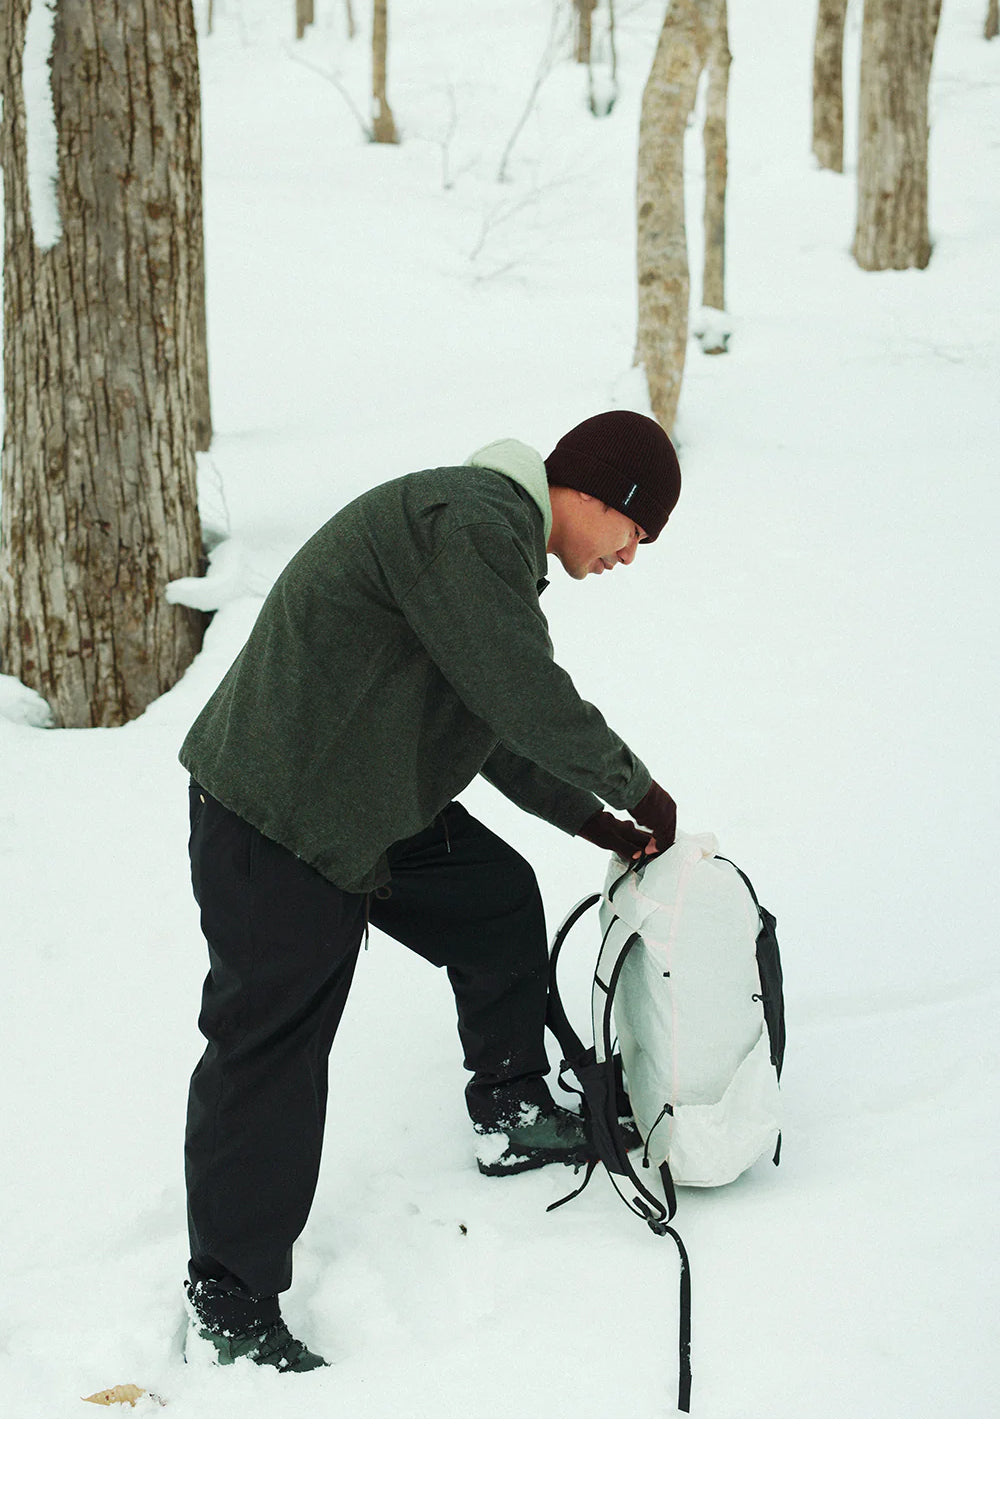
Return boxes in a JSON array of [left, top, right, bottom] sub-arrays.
[[1, 0, 998, 1472], [165, 537, 267, 613], [22, 0, 61, 251]]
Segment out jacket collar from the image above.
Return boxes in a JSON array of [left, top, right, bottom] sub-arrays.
[[465, 439, 552, 581]]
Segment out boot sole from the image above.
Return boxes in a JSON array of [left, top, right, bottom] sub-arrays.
[[477, 1144, 591, 1177]]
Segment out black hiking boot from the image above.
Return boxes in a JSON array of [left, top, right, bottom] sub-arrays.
[[472, 1084, 591, 1177], [184, 1280, 329, 1373]]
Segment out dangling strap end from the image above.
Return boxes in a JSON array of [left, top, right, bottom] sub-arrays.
[[545, 1157, 598, 1213]]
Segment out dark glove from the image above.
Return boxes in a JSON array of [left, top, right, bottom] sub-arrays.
[[578, 812, 651, 862], [627, 780, 677, 853]]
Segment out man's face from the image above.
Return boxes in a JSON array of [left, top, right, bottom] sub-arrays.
[[555, 493, 648, 580]]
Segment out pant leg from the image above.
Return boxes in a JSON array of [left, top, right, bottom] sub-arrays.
[[184, 784, 366, 1297], [367, 802, 553, 1126]]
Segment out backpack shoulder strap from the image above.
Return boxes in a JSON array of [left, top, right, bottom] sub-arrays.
[[545, 892, 601, 1062], [548, 900, 691, 1412], [590, 914, 677, 1222]]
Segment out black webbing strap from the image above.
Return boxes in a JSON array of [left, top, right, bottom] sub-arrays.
[[545, 1155, 598, 1212], [545, 888, 693, 1413], [593, 918, 673, 1221], [545, 891, 600, 1062], [659, 1219, 692, 1414]]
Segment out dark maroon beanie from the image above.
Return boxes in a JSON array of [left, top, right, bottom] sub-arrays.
[[544, 410, 681, 542]]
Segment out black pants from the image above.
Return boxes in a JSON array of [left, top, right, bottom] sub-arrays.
[[184, 785, 552, 1296]]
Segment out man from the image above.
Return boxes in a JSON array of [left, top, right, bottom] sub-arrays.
[[180, 409, 681, 1371]]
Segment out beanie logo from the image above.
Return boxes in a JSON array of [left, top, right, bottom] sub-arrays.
[[622, 484, 638, 508]]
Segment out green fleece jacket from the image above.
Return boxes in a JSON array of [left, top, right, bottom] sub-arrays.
[[179, 439, 652, 892]]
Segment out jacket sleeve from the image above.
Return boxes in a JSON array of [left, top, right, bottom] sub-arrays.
[[398, 522, 652, 811], [480, 744, 603, 835]]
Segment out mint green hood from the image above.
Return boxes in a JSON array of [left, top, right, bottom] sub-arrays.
[[466, 439, 552, 543]]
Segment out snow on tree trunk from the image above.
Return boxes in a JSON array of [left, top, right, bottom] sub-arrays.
[[0, 0, 206, 729], [702, 1, 730, 315], [854, 0, 942, 271], [635, 0, 714, 431], [372, 0, 398, 144], [812, 0, 848, 172]]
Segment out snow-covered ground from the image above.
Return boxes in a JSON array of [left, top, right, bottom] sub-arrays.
[[2, 0, 998, 1461]]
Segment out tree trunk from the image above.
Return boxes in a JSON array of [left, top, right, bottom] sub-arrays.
[[371, 0, 398, 144], [635, 0, 714, 431], [0, 0, 205, 728], [345, 1, 357, 40], [587, 2, 619, 117], [812, 0, 848, 172], [295, 0, 314, 41], [575, 0, 598, 65], [986, 1, 999, 41], [702, 1, 730, 314], [854, 0, 942, 271]]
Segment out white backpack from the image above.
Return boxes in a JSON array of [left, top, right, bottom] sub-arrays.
[[600, 831, 783, 1187], [545, 833, 786, 1412]]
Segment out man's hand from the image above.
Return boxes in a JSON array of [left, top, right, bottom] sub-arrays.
[[578, 812, 655, 863], [627, 780, 677, 854]]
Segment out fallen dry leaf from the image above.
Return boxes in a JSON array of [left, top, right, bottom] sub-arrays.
[[82, 1384, 146, 1408]]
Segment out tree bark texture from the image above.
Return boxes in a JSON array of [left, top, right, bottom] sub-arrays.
[[702, 1, 730, 313], [635, 0, 715, 431], [812, 0, 848, 172], [986, 1, 999, 41], [371, 0, 398, 144], [854, 0, 942, 271], [0, 0, 206, 728]]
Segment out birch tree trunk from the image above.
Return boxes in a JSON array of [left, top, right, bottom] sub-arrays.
[[812, 0, 849, 172], [0, 0, 206, 728], [635, 0, 714, 431], [295, 1, 314, 41], [575, 0, 597, 65], [587, 2, 619, 117], [372, 0, 398, 144], [854, 0, 942, 271], [702, 1, 730, 314]]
